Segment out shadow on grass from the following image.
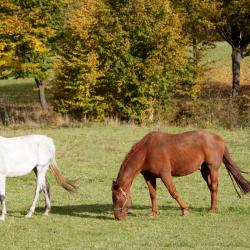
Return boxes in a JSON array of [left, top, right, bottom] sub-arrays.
[[36, 203, 211, 219], [133, 204, 210, 213], [6, 202, 250, 220]]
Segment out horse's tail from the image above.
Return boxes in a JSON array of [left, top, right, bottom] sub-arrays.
[[49, 158, 77, 193], [223, 146, 250, 197]]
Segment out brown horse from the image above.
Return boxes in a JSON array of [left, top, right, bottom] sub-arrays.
[[112, 130, 250, 220]]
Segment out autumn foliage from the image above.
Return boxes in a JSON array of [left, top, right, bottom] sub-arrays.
[[53, 0, 197, 123], [1, 0, 249, 125]]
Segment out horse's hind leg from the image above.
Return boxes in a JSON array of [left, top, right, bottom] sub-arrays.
[[43, 178, 51, 216], [26, 165, 50, 218], [143, 172, 158, 217], [33, 167, 51, 216], [161, 172, 189, 216], [201, 163, 219, 212], [208, 167, 219, 212], [0, 175, 6, 221]]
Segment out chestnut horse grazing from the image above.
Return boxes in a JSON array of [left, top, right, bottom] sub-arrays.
[[112, 130, 250, 220]]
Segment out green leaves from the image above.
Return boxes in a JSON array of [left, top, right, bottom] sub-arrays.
[[53, 0, 195, 123]]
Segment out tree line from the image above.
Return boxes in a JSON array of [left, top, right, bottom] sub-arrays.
[[0, 0, 249, 123]]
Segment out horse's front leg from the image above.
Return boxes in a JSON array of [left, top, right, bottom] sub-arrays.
[[43, 178, 51, 216], [143, 173, 158, 217], [161, 172, 189, 216], [0, 175, 6, 221]]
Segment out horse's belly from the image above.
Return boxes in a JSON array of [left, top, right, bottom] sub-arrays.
[[0, 164, 34, 177], [171, 163, 201, 177], [7, 164, 35, 177], [4, 154, 37, 177]]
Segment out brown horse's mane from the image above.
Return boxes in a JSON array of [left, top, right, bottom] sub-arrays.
[[116, 133, 150, 183]]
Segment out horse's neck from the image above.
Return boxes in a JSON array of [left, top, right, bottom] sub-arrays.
[[116, 161, 142, 192], [116, 135, 148, 192]]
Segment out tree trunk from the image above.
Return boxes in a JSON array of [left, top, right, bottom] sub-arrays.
[[193, 37, 198, 67], [0, 97, 9, 126], [35, 78, 48, 111], [231, 48, 242, 98]]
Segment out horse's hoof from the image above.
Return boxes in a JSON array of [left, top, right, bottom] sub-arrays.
[[25, 213, 32, 218], [182, 209, 189, 216], [43, 212, 50, 216], [150, 212, 157, 218]]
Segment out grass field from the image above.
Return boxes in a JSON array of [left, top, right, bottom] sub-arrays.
[[0, 124, 249, 249]]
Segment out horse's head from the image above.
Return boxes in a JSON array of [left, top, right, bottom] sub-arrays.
[[111, 181, 132, 220]]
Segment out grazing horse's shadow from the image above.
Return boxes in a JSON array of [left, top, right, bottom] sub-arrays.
[[132, 204, 209, 213], [6, 204, 113, 220], [37, 203, 210, 219], [7, 203, 250, 220], [47, 204, 114, 220]]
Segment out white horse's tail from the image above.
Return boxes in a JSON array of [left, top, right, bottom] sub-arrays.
[[49, 158, 77, 192]]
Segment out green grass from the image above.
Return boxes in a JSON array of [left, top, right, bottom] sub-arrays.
[[0, 78, 38, 106], [0, 124, 249, 249], [203, 42, 250, 85]]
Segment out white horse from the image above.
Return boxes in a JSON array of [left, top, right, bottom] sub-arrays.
[[0, 134, 77, 221]]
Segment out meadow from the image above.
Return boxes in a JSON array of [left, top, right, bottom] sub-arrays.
[[0, 124, 249, 249]]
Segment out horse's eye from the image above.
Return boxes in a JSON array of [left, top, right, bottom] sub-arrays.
[[113, 197, 118, 202]]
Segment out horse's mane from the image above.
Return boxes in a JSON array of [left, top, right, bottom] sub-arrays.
[[116, 133, 151, 182]]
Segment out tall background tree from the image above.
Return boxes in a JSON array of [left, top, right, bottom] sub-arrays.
[[197, 0, 250, 98]]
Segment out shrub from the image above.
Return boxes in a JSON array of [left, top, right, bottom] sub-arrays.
[[53, 0, 197, 123]]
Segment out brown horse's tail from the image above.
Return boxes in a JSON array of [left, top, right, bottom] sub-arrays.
[[223, 146, 250, 197], [49, 158, 77, 193]]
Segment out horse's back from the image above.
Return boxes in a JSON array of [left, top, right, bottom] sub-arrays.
[[143, 130, 225, 176], [146, 130, 225, 152], [0, 135, 55, 177], [20, 135, 56, 165]]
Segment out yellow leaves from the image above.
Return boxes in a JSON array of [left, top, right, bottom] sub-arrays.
[[20, 62, 38, 71], [22, 34, 50, 54], [0, 0, 63, 79], [0, 41, 10, 51], [0, 15, 30, 36], [0, 40, 15, 71], [67, 0, 98, 40]]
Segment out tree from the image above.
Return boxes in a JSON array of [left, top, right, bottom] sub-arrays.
[[197, 0, 250, 98], [53, 0, 195, 123], [0, 0, 66, 111], [53, 0, 104, 119], [171, 0, 217, 68]]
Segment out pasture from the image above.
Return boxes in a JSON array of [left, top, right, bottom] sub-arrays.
[[0, 124, 249, 249]]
